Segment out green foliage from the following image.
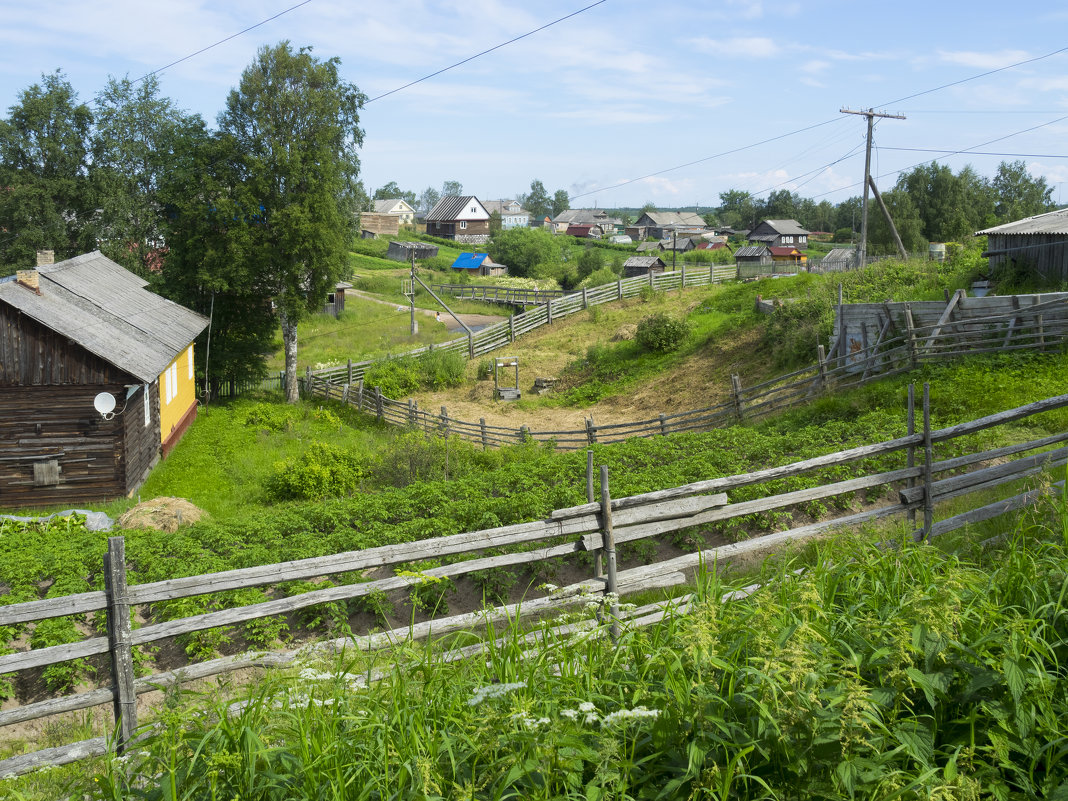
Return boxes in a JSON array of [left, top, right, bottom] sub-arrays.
[[362, 349, 466, 399], [635, 312, 690, 352], [265, 442, 364, 502], [487, 227, 561, 278], [578, 266, 617, 289]]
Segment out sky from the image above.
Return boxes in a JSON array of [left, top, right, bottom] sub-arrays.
[[1, 0, 1066, 211]]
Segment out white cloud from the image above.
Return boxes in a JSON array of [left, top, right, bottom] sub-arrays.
[[692, 36, 779, 58], [937, 49, 1031, 69], [802, 60, 830, 74]]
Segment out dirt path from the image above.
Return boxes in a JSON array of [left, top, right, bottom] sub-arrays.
[[349, 289, 505, 333]]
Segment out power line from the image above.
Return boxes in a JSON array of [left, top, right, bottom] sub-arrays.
[[877, 45, 1068, 107], [880, 147, 1068, 159], [133, 1, 314, 84], [364, 0, 608, 105]]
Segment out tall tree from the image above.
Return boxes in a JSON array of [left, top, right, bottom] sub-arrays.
[[716, 190, 756, 230], [992, 160, 1054, 222], [372, 180, 416, 207], [0, 71, 97, 271], [441, 179, 463, 197], [157, 129, 279, 396], [551, 189, 570, 218], [525, 179, 551, 221], [218, 42, 365, 403], [418, 186, 440, 215], [93, 75, 204, 274]]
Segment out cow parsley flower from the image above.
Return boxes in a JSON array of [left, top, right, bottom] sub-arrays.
[[467, 681, 527, 706]]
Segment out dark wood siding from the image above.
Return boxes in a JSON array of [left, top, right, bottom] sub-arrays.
[[122, 381, 161, 496], [0, 384, 126, 507], [987, 234, 1068, 284], [0, 303, 130, 386]]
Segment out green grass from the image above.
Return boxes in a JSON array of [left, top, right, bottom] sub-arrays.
[[16, 494, 1068, 800]]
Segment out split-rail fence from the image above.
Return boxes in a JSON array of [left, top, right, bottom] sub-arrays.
[[306, 293, 1068, 449], [1, 389, 1067, 776]]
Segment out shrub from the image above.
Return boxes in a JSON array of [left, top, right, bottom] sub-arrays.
[[635, 312, 689, 352], [417, 349, 466, 390], [578, 266, 618, 289], [265, 442, 364, 502], [362, 358, 421, 399]]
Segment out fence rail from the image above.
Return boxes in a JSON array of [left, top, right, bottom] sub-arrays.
[[313, 265, 739, 386], [1, 389, 1067, 775], [429, 283, 572, 305], [307, 296, 1068, 450]]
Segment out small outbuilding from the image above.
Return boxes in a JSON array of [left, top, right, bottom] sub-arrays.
[[622, 255, 666, 278], [451, 253, 506, 277], [977, 207, 1068, 283]]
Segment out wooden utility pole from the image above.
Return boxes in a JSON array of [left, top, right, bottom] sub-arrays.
[[840, 108, 905, 268]]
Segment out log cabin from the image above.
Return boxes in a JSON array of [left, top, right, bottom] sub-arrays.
[[0, 251, 208, 507]]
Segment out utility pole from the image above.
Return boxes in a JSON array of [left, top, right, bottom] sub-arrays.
[[407, 251, 418, 336], [841, 107, 905, 268]]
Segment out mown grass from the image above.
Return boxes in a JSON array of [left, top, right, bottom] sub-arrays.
[[11, 488, 1068, 800]]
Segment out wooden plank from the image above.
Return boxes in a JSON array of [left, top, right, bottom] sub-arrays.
[[104, 537, 137, 750], [899, 445, 1068, 504], [0, 736, 109, 778]]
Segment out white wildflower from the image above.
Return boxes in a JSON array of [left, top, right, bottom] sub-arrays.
[[539, 583, 560, 594], [585, 712, 600, 725], [601, 706, 660, 727], [578, 701, 596, 713], [467, 681, 527, 706], [561, 708, 579, 721]]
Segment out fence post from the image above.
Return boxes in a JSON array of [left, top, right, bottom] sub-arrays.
[[709, 264, 715, 284], [440, 405, 449, 437], [341, 384, 350, 404], [680, 264, 686, 289], [582, 287, 589, 309], [375, 387, 384, 421], [648, 269, 654, 290], [587, 451, 602, 577], [907, 383, 917, 530], [104, 537, 137, 752], [817, 344, 828, 391], [617, 279, 623, 300], [585, 416, 598, 444], [599, 465, 620, 642], [347, 359, 353, 386], [408, 398, 417, 427], [922, 383, 933, 541], [904, 305, 918, 369], [305, 366, 311, 397], [730, 374, 745, 421], [509, 315, 515, 343], [659, 413, 668, 435], [356, 378, 364, 411], [468, 332, 474, 359], [479, 417, 488, 450], [547, 298, 554, 325], [520, 424, 530, 443]]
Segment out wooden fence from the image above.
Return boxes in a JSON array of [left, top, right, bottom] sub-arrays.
[[1, 389, 1067, 776], [306, 294, 1068, 449], [312, 264, 739, 387], [429, 283, 572, 306]]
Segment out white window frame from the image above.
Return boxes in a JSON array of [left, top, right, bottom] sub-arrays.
[[187, 347, 194, 380], [144, 384, 151, 427], [459, 221, 467, 229]]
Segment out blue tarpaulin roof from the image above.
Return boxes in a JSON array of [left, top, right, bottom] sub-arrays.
[[451, 253, 488, 269]]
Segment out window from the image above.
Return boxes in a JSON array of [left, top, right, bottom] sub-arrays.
[[460, 221, 467, 229], [783, 235, 793, 243], [470, 206, 477, 214], [165, 363, 178, 405]]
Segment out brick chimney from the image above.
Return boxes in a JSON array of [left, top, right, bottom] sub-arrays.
[[16, 270, 40, 294], [36, 250, 54, 267]]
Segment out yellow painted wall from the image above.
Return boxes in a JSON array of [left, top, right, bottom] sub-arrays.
[[158, 344, 197, 445]]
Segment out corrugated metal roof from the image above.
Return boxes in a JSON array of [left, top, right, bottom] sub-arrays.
[[0, 251, 208, 383], [425, 195, 486, 221], [451, 253, 488, 269], [759, 219, 809, 235], [976, 207, 1068, 236], [734, 246, 770, 257]]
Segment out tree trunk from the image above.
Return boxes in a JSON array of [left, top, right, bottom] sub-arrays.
[[281, 310, 300, 404]]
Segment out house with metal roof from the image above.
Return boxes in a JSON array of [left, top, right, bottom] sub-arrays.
[[450, 253, 505, 277], [0, 251, 208, 506], [977, 207, 1068, 284], [629, 211, 709, 240], [747, 219, 809, 248], [552, 209, 623, 235], [425, 196, 491, 243], [482, 200, 530, 230], [373, 198, 416, 225]]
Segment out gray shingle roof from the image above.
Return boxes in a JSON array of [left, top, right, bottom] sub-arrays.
[[0, 251, 207, 383], [976, 207, 1068, 236], [759, 219, 809, 235], [734, 245, 770, 257], [639, 211, 707, 227], [623, 255, 665, 268]]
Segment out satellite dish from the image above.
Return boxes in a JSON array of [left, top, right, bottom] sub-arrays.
[[93, 392, 117, 418]]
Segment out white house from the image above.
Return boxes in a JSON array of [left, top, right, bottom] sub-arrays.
[[373, 198, 416, 225]]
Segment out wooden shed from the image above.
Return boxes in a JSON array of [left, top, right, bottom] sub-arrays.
[[622, 255, 666, 278], [0, 251, 207, 506], [978, 208, 1068, 283]]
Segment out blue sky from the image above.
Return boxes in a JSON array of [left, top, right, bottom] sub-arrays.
[[1, 0, 1066, 209]]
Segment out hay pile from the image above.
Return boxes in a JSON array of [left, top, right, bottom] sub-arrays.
[[116, 497, 207, 533]]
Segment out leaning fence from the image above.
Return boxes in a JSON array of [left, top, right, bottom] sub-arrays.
[[306, 295, 1068, 449], [1, 388, 1067, 775]]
